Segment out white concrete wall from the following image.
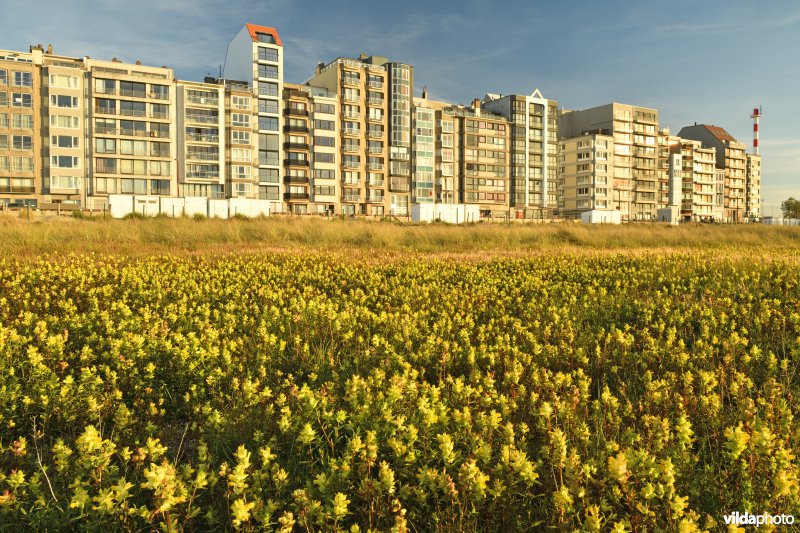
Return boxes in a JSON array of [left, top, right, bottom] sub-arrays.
[[581, 209, 622, 224], [108, 195, 270, 219]]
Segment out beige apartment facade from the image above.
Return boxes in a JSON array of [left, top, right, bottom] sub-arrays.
[[177, 79, 226, 200], [558, 132, 615, 216], [678, 124, 748, 222], [0, 49, 40, 207], [308, 57, 391, 216], [672, 139, 717, 221], [482, 90, 559, 218], [746, 153, 761, 218], [84, 58, 177, 210]]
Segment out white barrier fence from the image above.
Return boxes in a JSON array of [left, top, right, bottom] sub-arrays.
[[108, 195, 271, 219], [411, 203, 480, 224], [762, 218, 800, 226]]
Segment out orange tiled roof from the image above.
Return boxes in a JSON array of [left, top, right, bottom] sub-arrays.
[[245, 24, 282, 46], [703, 124, 737, 142]]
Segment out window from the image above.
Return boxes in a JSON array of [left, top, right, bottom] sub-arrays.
[[52, 135, 79, 148], [120, 159, 148, 175], [51, 155, 80, 168], [256, 33, 276, 44], [232, 131, 250, 145], [150, 161, 169, 176], [259, 116, 278, 131], [232, 113, 250, 127], [51, 95, 79, 108], [120, 178, 148, 194], [315, 152, 335, 163], [258, 65, 278, 80], [150, 85, 169, 100], [0, 70, 6, 85], [258, 47, 278, 62], [150, 179, 170, 195], [577, 187, 590, 195], [259, 99, 279, 114], [259, 168, 279, 183], [314, 103, 335, 115], [0, 92, 6, 106], [343, 171, 360, 184], [95, 177, 116, 193], [232, 165, 251, 180], [12, 93, 32, 107], [50, 176, 81, 189], [314, 119, 334, 131], [120, 140, 148, 156], [13, 72, 33, 87], [12, 114, 33, 129], [12, 135, 32, 150], [314, 169, 335, 180], [95, 158, 117, 173], [12, 156, 34, 171], [50, 74, 79, 88], [0, 113, 6, 128], [314, 185, 335, 196], [0, 135, 6, 150], [50, 115, 79, 129], [231, 148, 252, 161], [258, 83, 278, 97], [232, 96, 250, 110]]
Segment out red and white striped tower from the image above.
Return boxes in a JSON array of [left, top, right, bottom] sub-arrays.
[[750, 106, 762, 155]]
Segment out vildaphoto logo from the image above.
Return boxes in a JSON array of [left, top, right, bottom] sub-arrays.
[[723, 512, 795, 527]]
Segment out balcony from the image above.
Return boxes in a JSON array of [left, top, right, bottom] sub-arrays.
[[186, 114, 218, 125], [284, 158, 310, 167], [186, 95, 218, 106], [119, 108, 146, 118], [95, 164, 117, 174], [119, 89, 147, 99], [368, 146, 383, 154], [343, 160, 359, 169], [343, 94, 359, 103], [149, 130, 170, 139], [367, 130, 383, 139], [187, 152, 219, 161], [343, 195, 360, 203], [2, 186, 36, 194], [285, 192, 310, 200], [366, 196, 384, 203], [151, 111, 169, 120], [367, 80, 384, 89], [367, 115, 383, 123], [367, 163, 384, 171], [284, 142, 309, 150], [284, 175, 310, 184], [389, 177, 410, 192], [95, 125, 117, 135], [94, 87, 116, 95], [342, 144, 360, 153], [151, 92, 170, 101], [186, 133, 219, 143], [284, 125, 309, 134], [259, 157, 279, 167], [95, 106, 116, 116], [119, 128, 148, 137], [343, 112, 360, 120], [368, 97, 384, 106], [342, 78, 360, 87], [284, 108, 309, 117], [342, 128, 360, 137], [151, 148, 171, 158], [186, 171, 220, 180]]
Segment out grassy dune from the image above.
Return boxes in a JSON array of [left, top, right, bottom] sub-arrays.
[[1, 214, 799, 256]]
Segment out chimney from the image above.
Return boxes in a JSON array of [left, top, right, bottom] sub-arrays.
[[135, 60, 142, 65], [46, 44, 53, 54], [422, 86, 428, 99], [112, 57, 119, 63], [316, 62, 325, 75], [472, 98, 481, 116], [359, 52, 367, 60]]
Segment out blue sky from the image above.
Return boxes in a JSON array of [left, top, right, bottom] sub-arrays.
[[3, 0, 798, 211]]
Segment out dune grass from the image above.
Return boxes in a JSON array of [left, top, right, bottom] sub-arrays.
[[1, 214, 799, 257]]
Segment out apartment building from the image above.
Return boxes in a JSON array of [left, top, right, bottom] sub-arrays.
[[678, 124, 748, 222], [282, 83, 312, 213], [671, 139, 717, 221], [0, 48, 40, 207], [38, 48, 86, 208], [224, 24, 284, 212], [177, 79, 226, 199], [84, 58, 176, 210], [412, 103, 435, 204], [560, 103, 661, 221], [305, 85, 339, 214], [746, 154, 761, 218], [482, 90, 559, 218], [308, 56, 391, 216], [558, 131, 615, 216], [451, 100, 510, 218]]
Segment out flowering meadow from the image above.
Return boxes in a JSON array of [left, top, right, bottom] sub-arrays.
[[0, 250, 798, 531]]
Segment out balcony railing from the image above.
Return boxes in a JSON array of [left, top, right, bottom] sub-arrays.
[[368, 115, 383, 123], [367, 130, 382, 138], [95, 164, 117, 173], [187, 152, 219, 161], [259, 157, 279, 167], [151, 92, 169, 101], [151, 148, 170, 157], [284, 108, 309, 117], [284, 158, 310, 167], [186, 114, 219, 124], [367, 81, 384, 89], [368, 97, 384, 106], [366, 196, 384, 203], [284, 176, 310, 184], [343, 160, 359, 169], [285, 192, 310, 200], [389, 178, 410, 192], [343, 144, 360, 153], [120, 89, 147, 99], [186, 134, 218, 143], [94, 87, 116, 95], [284, 142, 309, 150], [343, 112, 360, 120], [367, 163, 384, 171], [186, 95, 218, 106], [119, 128, 148, 137], [95, 106, 116, 115], [342, 78, 360, 87], [151, 111, 168, 119], [368, 146, 383, 154], [284, 125, 309, 133], [119, 108, 146, 117], [343, 128, 360, 136], [149, 130, 170, 139], [186, 171, 220, 179]]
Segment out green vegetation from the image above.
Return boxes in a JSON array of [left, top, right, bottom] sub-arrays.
[[0, 219, 798, 530]]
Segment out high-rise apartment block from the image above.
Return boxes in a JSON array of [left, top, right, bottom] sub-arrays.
[[0, 24, 765, 221]]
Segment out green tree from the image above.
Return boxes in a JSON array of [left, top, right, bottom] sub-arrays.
[[781, 197, 800, 218]]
